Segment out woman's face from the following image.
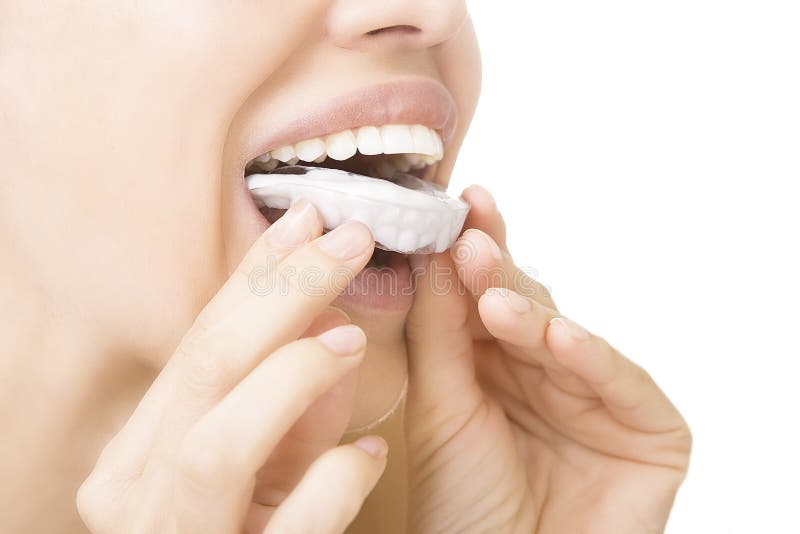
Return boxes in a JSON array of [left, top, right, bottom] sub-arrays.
[[3, 1, 480, 425]]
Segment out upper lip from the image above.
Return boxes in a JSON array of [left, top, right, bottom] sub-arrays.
[[240, 78, 458, 170]]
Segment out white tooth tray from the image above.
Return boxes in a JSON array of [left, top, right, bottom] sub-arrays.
[[246, 166, 470, 254]]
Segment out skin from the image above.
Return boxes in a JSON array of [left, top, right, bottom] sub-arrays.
[[404, 187, 692, 532], [0, 1, 690, 533]]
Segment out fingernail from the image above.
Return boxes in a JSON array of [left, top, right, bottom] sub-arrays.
[[268, 198, 317, 248], [486, 287, 531, 313], [469, 229, 503, 261], [317, 324, 366, 356], [353, 436, 388, 459], [316, 221, 373, 260], [550, 317, 591, 341]]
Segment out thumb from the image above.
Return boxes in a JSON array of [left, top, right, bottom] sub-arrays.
[[404, 253, 483, 443]]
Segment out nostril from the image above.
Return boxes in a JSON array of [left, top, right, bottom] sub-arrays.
[[366, 25, 422, 37]]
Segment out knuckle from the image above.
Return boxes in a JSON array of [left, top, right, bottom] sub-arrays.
[[75, 479, 97, 519], [666, 424, 694, 475], [526, 308, 552, 348], [682, 424, 694, 452], [639, 368, 655, 386], [630, 363, 654, 388], [176, 344, 232, 399], [675, 419, 694, 452], [75, 475, 111, 531], [595, 338, 623, 372], [177, 439, 234, 491], [237, 256, 279, 297], [684, 425, 694, 456]]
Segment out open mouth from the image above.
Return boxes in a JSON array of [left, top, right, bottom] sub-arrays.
[[243, 123, 451, 269], [233, 80, 462, 310], [245, 124, 443, 179]]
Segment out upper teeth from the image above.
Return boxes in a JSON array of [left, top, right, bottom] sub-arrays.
[[249, 124, 443, 171]]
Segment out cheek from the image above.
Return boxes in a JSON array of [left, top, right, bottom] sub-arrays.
[[431, 18, 482, 188], [121, 1, 330, 112], [28, 1, 331, 356], [436, 17, 482, 112]]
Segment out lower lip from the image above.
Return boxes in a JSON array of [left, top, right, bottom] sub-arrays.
[[247, 200, 416, 312], [334, 251, 414, 312], [237, 172, 417, 312]]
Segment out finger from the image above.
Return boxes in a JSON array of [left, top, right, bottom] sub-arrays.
[[451, 228, 556, 309], [261, 437, 388, 534], [546, 317, 685, 432], [121, 217, 373, 462], [254, 307, 358, 505], [462, 184, 507, 248], [478, 288, 594, 397], [478, 287, 559, 355], [93, 200, 326, 474], [405, 253, 484, 448], [253, 364, 359, 507], [176, 218, 374, 398], [175, 325, 367, 533]]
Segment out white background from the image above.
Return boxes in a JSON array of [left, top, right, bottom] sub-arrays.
[[456, 2, 800, 532]]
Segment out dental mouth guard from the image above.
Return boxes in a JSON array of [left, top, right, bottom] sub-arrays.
[[246, 166, 470, 254]]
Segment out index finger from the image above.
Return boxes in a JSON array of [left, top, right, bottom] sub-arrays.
[[178, 218, 374, 390], [456, 185, 557, 310], [547, 317, 686, 434], [101, 202, 373, 470]]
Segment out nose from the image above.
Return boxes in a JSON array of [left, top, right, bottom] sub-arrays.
[[326, 0, 468, 51]]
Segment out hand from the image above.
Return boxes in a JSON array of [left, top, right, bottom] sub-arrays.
[[77, 200, 388, 534], [404, 186, 692, 534]]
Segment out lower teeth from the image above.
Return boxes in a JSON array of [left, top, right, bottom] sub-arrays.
[[246, 165, 469, 254]]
